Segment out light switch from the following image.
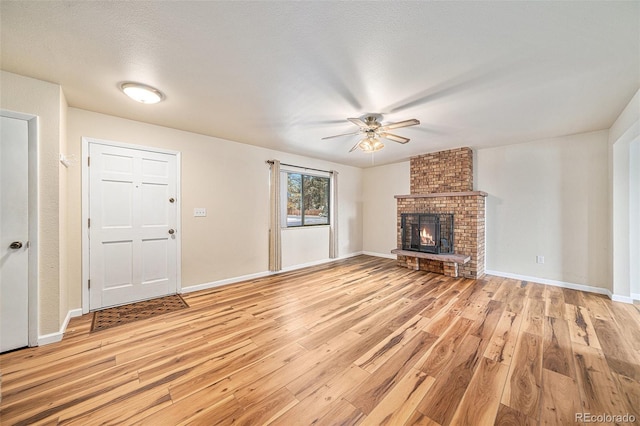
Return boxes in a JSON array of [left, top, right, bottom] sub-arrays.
[[194, 208, 207, 217]]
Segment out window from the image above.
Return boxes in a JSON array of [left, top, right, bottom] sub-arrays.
[[282, 172, 330, 227]]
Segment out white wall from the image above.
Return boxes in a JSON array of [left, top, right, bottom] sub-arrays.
[[477, 130, 610, 290], [361, 161, 410, 257], [66, 108, 363, 307], [609, 89, 640, 301], [282, 227, 330, 268]]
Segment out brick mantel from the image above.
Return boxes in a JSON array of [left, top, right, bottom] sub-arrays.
[[395, 191, 488, 199], [394, 147, 486, 279]]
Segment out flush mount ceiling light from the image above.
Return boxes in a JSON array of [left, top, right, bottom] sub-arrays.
[[119, 82, 165, 104]]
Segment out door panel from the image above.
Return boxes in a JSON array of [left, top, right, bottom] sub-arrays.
[[102, 180, 133, 227], [142, 184, 168, 225], [102, 241, 134, 289], [1, 116, 29, 352], [89, 143, 177, 310], [142, 238, 168, 282]]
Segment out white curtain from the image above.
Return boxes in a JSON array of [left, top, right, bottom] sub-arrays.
[[269, 160, 282, 271], [329, 170, 338, 259]]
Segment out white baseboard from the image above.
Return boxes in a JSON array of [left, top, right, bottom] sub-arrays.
[[181, 270, 273, 294], [181, 252, 365, 294], [357, 258, 634, 304], [280, 251, 364, 272], [362, 251, 397, 260], [612, 294, 636, 304], [38, 308, 83, 346], [484, 269, 616, 299]]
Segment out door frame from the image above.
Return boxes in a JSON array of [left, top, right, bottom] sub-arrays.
[[1, 109, 39, 347], [81, 137, 182, 314]]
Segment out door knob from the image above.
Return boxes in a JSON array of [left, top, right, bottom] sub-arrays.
[[9, 241, 23, 249], [169, 197, 175, 203], [168, 229, 175, 235]]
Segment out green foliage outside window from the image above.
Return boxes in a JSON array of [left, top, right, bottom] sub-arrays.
[[285, 173, 329, 226]]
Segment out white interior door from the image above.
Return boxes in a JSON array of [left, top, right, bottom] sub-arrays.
[[89, 142, 178, 310], [1, 116, 29, 352]]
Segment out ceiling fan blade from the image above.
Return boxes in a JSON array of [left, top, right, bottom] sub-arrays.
[[348, 140, 362, 153], [379, 132, 410, 144], [347, 117, 370, 128], [321, 131, 361, 140], [379, 119, 420, 131]]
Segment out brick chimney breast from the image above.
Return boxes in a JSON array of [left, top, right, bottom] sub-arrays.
[[396, 147, 486, 279], [410, 147, 473, 194]]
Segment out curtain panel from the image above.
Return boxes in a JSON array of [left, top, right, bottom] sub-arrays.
[[268, 160, 282, 271], [329, 170, 338, 259]]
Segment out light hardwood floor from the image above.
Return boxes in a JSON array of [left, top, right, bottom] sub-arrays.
[[1, 255, 639, 425]]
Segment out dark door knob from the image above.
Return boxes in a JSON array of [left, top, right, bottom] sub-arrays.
[[9, 241, 23, 249], [168, 229, 175, 235]]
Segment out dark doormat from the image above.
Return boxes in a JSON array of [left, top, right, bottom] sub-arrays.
[[91, 294, 189, 332]]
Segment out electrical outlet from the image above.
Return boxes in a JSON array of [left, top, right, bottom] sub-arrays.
[[194, 208, 207, 217], [536, 255, 545, 264]]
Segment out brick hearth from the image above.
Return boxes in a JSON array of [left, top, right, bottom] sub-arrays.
[[394, 147, 487, 278]]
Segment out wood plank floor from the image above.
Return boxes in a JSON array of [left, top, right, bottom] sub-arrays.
[[1, 255, 639, 425]]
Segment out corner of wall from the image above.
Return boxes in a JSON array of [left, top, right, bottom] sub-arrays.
[[609, 89, 640, 145], [610, 88, 640, 300], [1, 71, 65, 336], [59, 86, 70, 326]]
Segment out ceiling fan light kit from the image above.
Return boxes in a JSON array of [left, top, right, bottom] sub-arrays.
[[358, 136, 384, 152], [323, 114, 420, 153]]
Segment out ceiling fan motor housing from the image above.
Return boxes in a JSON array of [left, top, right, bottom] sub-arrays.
[[364, 116, 381, 128]]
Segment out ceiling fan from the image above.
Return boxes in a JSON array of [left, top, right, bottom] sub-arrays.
[[322, 114, 420, 153]]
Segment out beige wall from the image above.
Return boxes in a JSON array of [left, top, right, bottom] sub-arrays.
[[477, 130, 610, 289], [0, 71, 66, 334], [66, 108, 363, 307], [361, 161, 409, 256]]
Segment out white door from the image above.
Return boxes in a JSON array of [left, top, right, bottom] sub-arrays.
[[1, 116, 29, 352], [89, 142, 178, 310]]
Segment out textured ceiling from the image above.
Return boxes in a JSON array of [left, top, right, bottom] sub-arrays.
[[1, 1, 638, 168]]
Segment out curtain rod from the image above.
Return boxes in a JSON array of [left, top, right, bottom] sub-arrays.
[[265, 160, 333, 174]]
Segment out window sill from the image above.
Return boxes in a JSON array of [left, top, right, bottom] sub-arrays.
[[282, 224, 330, 231]]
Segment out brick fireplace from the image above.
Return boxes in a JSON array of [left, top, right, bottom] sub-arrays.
[[393, 147, 487, 279]]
